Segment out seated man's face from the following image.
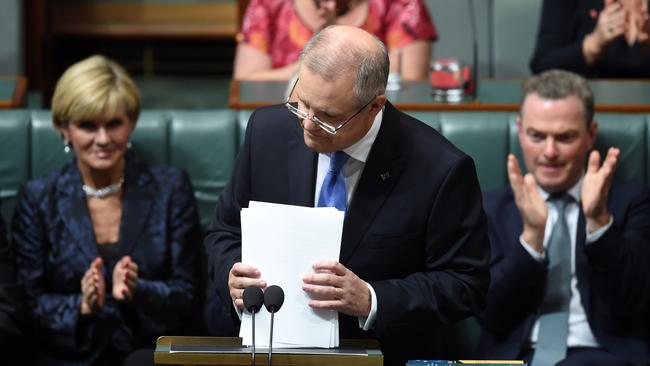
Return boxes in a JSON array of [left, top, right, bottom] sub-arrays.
[[294, 68, 378, 153], [518, 93, 597, 193]]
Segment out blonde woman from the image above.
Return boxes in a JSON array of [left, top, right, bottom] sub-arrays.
[[12, 55, 202, 365]]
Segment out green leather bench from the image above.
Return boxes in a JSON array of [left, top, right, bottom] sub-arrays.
[[1, 108, 648, 357], [0, 110, 239, 229]]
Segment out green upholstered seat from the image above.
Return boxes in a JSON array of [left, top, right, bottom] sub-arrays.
[[0, 110, 30, 223]]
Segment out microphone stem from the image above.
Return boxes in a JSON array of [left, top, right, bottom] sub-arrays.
[[268, 310, 275, 366], [252, 311, 256, 366]]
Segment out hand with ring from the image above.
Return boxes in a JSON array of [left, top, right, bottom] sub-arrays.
[[583, 0, 626, 64], [228, 262, 266, 310]]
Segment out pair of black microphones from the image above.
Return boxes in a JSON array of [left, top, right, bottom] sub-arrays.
[[242, 285, 285, 366]]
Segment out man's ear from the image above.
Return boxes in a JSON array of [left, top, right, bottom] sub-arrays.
[[370, 95, 387, 115]]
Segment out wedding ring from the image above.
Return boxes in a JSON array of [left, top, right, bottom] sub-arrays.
[[608, 27, 614, 35]]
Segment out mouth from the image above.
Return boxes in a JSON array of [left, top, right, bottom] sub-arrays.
[[94, 149, 113, 159], [537, 162, 565, 174]]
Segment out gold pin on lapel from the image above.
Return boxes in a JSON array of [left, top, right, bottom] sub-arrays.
[[380, 172, 391, 181]]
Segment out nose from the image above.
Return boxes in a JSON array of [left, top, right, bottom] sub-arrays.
[[300, 112, 320, 132], [95, 127, 110, 145], [543, 137, 559, 159]]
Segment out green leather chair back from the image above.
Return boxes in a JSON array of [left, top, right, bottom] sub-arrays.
[[0, 111, 30, 224], [595, 114, 646, 185], [170, 110, 238, 229]]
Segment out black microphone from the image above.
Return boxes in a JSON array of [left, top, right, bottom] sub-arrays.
[[243, 286, 264, 366], [263, 285, 285, 366]]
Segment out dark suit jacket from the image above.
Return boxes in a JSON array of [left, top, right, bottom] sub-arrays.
[[0, 213, 27, 358], [530, 0, 650, 78], [204, 102, 491, 365], [11, 152, 202, 365], [479, 185, 650, 364]]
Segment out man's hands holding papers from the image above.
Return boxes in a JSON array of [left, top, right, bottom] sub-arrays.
[[302, 260, 371, 317], [229, 262, 267, 310]]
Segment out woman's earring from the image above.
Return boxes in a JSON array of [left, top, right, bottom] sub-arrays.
[[63, 140, 71, 154], [127, 141, 132, 149]]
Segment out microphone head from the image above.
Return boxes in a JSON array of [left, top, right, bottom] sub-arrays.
[[263, 285, 285, 313], [242, 286, 264, 313]]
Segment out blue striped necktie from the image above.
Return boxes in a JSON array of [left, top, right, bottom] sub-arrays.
[[317, 151, 350, 212]]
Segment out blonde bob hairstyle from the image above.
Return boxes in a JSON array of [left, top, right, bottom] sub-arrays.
[[51, 55, 140, 131]]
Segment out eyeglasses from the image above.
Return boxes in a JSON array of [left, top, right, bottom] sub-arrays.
[[284, 77, 375, 135]]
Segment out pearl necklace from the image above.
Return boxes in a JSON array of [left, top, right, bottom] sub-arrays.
[[82, 177, 124, 198]]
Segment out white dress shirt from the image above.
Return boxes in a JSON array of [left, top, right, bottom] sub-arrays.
[[314, 108, 383, 331], [520, 176, 613, 348]]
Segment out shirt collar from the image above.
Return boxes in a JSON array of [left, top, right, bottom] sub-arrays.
[[341, 107, 383, 163], [537, 174, 583, 202]]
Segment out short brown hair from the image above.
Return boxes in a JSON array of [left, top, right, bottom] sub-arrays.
[[522, 69, 594, 125], [52, 55, 140, 130]]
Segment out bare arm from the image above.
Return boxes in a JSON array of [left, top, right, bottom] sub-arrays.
[[233, 43, 299, 81], [390, 40, 432, 81]]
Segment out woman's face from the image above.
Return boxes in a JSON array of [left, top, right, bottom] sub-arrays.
[[61, 110, 134, 173]]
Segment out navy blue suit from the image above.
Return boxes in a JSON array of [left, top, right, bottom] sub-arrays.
[[479, 184, 650, 365], [530, 0, 650, 78], [11, 152, 202, 365], [204, 102, 491, 365]]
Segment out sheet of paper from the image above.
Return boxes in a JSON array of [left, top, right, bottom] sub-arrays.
[[239, 201, 344, 348]]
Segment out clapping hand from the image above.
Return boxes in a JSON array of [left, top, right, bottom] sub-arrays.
[[80, 257, 105, 315], [581, 148, 619, 233], [112, 256, 138, 302], [507, 154, 548, 253]]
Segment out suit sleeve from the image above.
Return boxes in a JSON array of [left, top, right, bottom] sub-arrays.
[[477, 195, 547, 336], [11, 184, 94, 352], [0, 213, 25, 346], [530, 0, 590, 75], [203, 109, 257, 320], [131, 170, 203, 334], [584, 185, 650, 320], [370, 155, 491, 338]]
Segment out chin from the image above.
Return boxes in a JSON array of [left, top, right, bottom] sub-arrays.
[[303, 134, 332, 154]]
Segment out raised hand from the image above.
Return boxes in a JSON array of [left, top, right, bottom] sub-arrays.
[[581, 148, 620, 232], [112, 256, 139, 302], [302, 261, 371, 317], [80, 257, 105, 315], [228, 262, 266, 310], [315, 0, 338, 30], [584, 0, 627, 64], [507, 154, 548, 253]]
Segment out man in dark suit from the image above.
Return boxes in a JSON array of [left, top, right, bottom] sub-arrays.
[[479, 69, 650, 365], [204, 25, 491, 365]]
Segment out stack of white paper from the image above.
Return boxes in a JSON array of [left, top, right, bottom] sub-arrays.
[[239, 201, 344, 348]]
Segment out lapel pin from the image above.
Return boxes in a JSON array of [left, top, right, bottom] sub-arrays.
[[380, 172, 391, 181]]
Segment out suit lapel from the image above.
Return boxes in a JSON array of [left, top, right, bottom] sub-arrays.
[[287, 121, 317, 207], [118, 156, 154, 255], [340, 103, 406, 263], [57, 163, 97, 263]]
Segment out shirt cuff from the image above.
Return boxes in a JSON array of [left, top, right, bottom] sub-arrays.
[[586, 215, 613, 243], [233, 301, 243, 320], [357, 282, 377, 331], [520, 235, 545, 262]]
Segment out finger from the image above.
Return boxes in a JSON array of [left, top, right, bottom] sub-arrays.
[[122, 288, 133, 301], [303, 272, 343, 287], [507, 154, 524, 194], [312, 261, 346, 275], [586, 149, 601, 175], [523, 173, 539, 198], [601, 147, 620, 179], [234, 298, 245, 309], [230, 263, 261, 278], [308, 299, 341, 310], [91, 257, 103, 270], [302, 283, 342, 301]]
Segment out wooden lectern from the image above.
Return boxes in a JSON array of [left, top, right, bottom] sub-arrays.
[[155, 336, 383, 366]]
